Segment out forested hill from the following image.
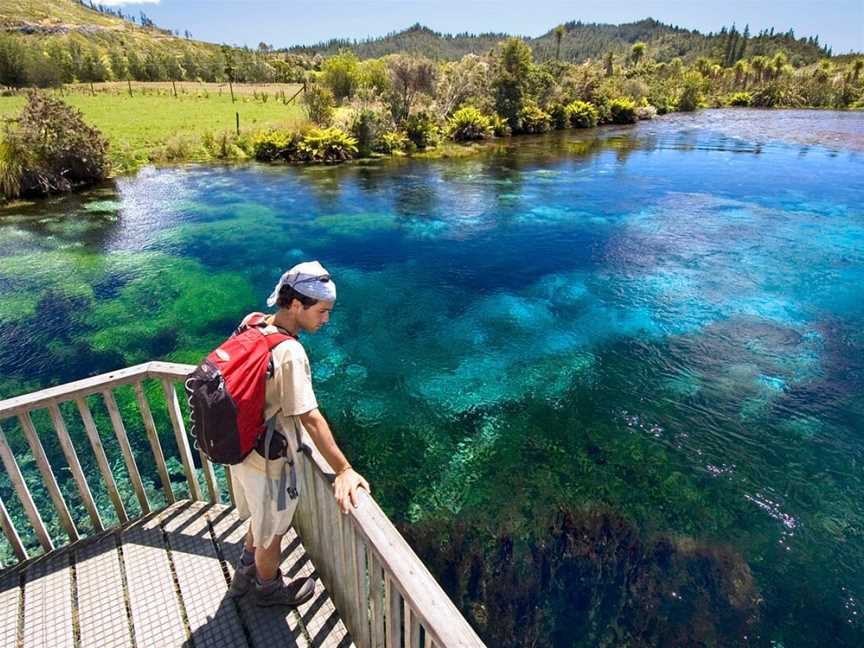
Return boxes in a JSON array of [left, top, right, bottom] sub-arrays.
[[289, 19, 833, 65]]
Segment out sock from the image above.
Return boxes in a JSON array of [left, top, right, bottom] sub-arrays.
[[240, 547, 255, 567]]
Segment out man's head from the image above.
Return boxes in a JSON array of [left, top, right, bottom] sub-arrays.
[[267, 261, 336, 333]]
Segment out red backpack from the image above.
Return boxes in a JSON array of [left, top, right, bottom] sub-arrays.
[[185, 313, 293, 464]]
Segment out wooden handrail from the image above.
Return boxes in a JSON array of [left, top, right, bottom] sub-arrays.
[[0, 362, 485, 646], [296, 430, 485, 647]]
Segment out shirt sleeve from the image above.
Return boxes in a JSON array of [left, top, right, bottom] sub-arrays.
[[272, 342, 318, 416]]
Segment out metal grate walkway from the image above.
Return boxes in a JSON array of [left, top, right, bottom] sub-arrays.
[[0, 500, 353, 648]]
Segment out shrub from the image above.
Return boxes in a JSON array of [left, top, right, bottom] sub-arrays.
[[299, 127, 358, 163], [251, 129, 302, 162], [635, 105, 657, 120], [488, 113, 511, 137], [404, 111, 439, 149], [447, 106, 493, 141], [347, 107, 387, 156], [728, 92, 752, 107], [376, 130, 411, 154], [301, 84, 335, 126], [567, 100, 599, 128], [1, 92, 108, 199], [517, 103, 552, 133], [608, 98, 637, 124], [0, 136, 26, 199], [677, 72, 704, 112], [321, 49, 359, 101], [548, 102, 570, 129]]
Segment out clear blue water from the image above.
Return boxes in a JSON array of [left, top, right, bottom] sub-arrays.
[[1, 109, 862, 645]]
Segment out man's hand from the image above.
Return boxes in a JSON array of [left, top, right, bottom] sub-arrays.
[[333, 468, 370, 514]]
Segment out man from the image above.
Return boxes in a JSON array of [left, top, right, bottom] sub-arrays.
[[228, 260, 370, 607]]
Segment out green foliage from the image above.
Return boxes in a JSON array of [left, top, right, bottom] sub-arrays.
[[446, 106, 493, 141], [547, 102, 570, 129], [728, 91, 753, 106], [493, 38, 533, 130], [385, 55, 436, 123], [321, 49, 360, 101], [347, 106, 389, 156], [608, 98, 637, 124], [404, 111, 440, 149], [251, 129, 301, 162], [677, 71, 705, 112], [357, 58, 390, 95], [376, 130, 411, 154], [301, 84, 336, 126], [517, 103, 552, 134], [488, 113, 511, 137], [1, 92, 108, 199], [0, 136, 26, 199], [566, 100, 599, 128], [299, 127, 358, 162]]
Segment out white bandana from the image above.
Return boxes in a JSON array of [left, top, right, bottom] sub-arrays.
[[266, 261, 337, 307]]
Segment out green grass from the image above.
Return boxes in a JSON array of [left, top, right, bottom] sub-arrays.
[[0, 87, 309, 174]]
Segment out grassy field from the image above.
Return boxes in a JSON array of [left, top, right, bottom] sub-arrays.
[[0, 83, 308, 173]]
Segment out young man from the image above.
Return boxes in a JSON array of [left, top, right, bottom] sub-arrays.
[[228, 260, 370, 607]]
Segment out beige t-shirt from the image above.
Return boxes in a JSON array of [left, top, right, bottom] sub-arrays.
[[242, 321, 317, 475]]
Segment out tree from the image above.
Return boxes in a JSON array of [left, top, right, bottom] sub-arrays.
[[630, 42, 646, 66], [321, 50, 359, 101], [385, 55, 436, 122], [604, 51, 614, 77], [434, 54, 491, 117], [554, 25, 565, 61], [493, 38, 533, 129]]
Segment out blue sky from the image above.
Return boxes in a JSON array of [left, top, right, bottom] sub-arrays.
[[103, 0, 864, 54]]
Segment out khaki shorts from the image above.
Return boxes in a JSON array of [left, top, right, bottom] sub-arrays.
[[230, 449, 301, 549]]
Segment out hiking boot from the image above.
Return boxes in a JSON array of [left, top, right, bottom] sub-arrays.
[[228, 561, 256, 598], [254, 569, 315, 608]]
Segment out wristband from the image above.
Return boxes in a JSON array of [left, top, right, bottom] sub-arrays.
[[336, 464, 352, 476]]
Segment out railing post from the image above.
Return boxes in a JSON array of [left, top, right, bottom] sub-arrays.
[[101, 390, 150, 515], [133, 382, 175, 505], [0, 494, 27, 562], [75, 397, 128, 524], [47, 402, 103, 532], [18, 411, 79, 542], [160, 380, 202, 501], [0, 420, 53, 552]]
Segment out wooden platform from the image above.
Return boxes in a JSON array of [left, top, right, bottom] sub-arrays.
[[0, 500, 353, 648]]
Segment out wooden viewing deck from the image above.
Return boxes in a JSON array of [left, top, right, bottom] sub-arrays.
[[0, 362, 485, 648]]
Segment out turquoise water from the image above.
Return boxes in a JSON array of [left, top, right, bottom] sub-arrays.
[[1, 109, 862, 645]]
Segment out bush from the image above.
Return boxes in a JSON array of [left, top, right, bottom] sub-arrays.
[[677, 72, 704, 112], [608, 98, 637, 124], [299, 127, 358, 163], [728, 92, 752, 107], [517, 103, 552, 133], [567, 100, 599, 128], [321, 49, 359, 101], [447, 106, 493, 141], [251, 129, 302, 162], [347, 107, 387, 156], [301, 84, 335, 126], [488, 113, 511, 137], [404, 111, 440, 149], [376, 131, 411, 154], [548, 102, 570, 129], [1, 92, 108, 199]]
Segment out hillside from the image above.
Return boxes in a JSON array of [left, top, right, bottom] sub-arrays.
[[0, 0, 285, 86], [290, 18, 833, 65]]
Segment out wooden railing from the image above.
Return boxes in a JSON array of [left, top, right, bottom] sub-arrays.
[[0, 362, 485, 647]]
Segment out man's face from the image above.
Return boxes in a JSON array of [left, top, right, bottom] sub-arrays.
[[296, 300, 333, 333]]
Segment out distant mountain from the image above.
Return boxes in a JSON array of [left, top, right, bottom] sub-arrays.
[[288, 18, 833, 65]]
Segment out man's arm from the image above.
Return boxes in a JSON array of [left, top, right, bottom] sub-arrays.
[[299, 408, 370, 514]]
